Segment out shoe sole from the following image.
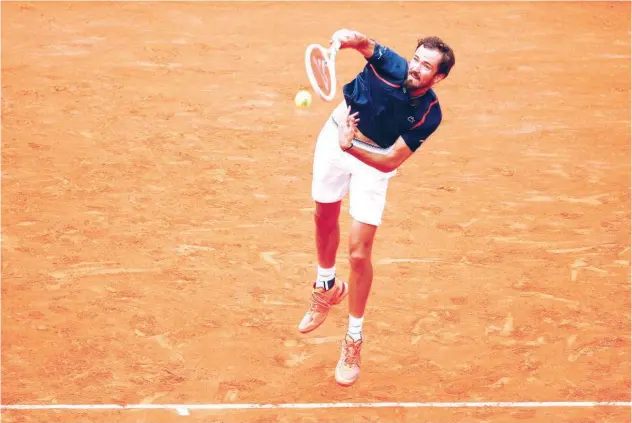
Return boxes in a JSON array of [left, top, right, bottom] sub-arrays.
[[298, 281, 348, 334], [335, 373, 359, 387]]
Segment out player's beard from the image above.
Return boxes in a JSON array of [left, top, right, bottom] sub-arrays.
[[404, 72, 431, 92]]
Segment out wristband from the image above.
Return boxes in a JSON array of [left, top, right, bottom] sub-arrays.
[[343, 142, 354, 152]]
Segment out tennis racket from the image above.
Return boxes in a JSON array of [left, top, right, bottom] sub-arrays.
[[304, 40, 341, 102]]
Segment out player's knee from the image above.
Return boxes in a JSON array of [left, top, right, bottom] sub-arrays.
[[348, 242, 372, 269]]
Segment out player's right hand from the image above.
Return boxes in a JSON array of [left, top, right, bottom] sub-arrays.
[[330, 29, 358, 50]]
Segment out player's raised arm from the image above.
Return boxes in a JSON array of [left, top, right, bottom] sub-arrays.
[[330, 29, 375, 58]]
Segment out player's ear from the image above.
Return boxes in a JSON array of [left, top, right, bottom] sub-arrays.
[[432, 73, 446, 85]]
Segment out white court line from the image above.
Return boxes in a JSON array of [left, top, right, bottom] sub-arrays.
[[1, 401, 631, 411]]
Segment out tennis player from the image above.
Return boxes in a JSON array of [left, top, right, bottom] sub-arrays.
[[298, 28, 456, 386]]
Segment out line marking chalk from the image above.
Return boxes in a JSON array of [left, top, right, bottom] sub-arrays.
[[1, 401, 631, 411]]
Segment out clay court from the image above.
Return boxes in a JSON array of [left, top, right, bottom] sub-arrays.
[[1, 1, 631, 422]]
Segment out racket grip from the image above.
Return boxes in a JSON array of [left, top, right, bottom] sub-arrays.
[[330, 39, 341, 56]]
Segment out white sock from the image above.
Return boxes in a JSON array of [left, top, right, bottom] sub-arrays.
[[347, 314, 364, 341], [315, 266, 335, 290]]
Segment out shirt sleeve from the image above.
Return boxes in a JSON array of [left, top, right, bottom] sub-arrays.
[[366, 42, 408, 86], [401, 119, 441, 152]]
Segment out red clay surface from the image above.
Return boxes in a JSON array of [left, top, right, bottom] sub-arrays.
[[2, 2, 630, 422]]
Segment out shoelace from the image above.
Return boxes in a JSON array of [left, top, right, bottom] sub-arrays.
[[308, 289, 334, 313], [341, 339, 362, 366]]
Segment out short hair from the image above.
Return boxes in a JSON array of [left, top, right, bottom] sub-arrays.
[[416, 36, 455, 78]]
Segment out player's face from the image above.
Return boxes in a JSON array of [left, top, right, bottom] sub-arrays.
[[405, 46, 445, 92]]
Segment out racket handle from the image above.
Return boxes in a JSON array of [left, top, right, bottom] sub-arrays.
[[330, 39, 341, 58]]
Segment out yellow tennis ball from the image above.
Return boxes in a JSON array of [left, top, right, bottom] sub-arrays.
[[294, 90, 312, 108]]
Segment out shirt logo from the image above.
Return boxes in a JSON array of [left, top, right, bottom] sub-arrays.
[[407, 116, 415, 123]]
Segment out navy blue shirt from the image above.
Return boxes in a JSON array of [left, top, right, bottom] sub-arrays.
[[342, 42, 442, 152]]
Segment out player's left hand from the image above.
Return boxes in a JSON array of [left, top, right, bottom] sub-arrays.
[[338, 106, 359, 151]]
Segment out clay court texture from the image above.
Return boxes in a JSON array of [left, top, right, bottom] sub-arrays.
[[1, 1, 631, 422]]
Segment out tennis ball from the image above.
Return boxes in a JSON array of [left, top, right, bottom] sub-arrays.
[[294, 90, 312, 108]]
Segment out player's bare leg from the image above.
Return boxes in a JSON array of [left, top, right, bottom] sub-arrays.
[[335, 219, 377, 386], [298, 201, 348, 334], [347, 219, 377, 318]]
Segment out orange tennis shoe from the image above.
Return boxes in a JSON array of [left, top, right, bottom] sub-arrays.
[[297, 278, 348, 334], [335, 334, 363, 386]]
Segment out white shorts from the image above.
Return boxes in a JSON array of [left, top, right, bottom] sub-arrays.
[[311, 107, 396, 227]]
